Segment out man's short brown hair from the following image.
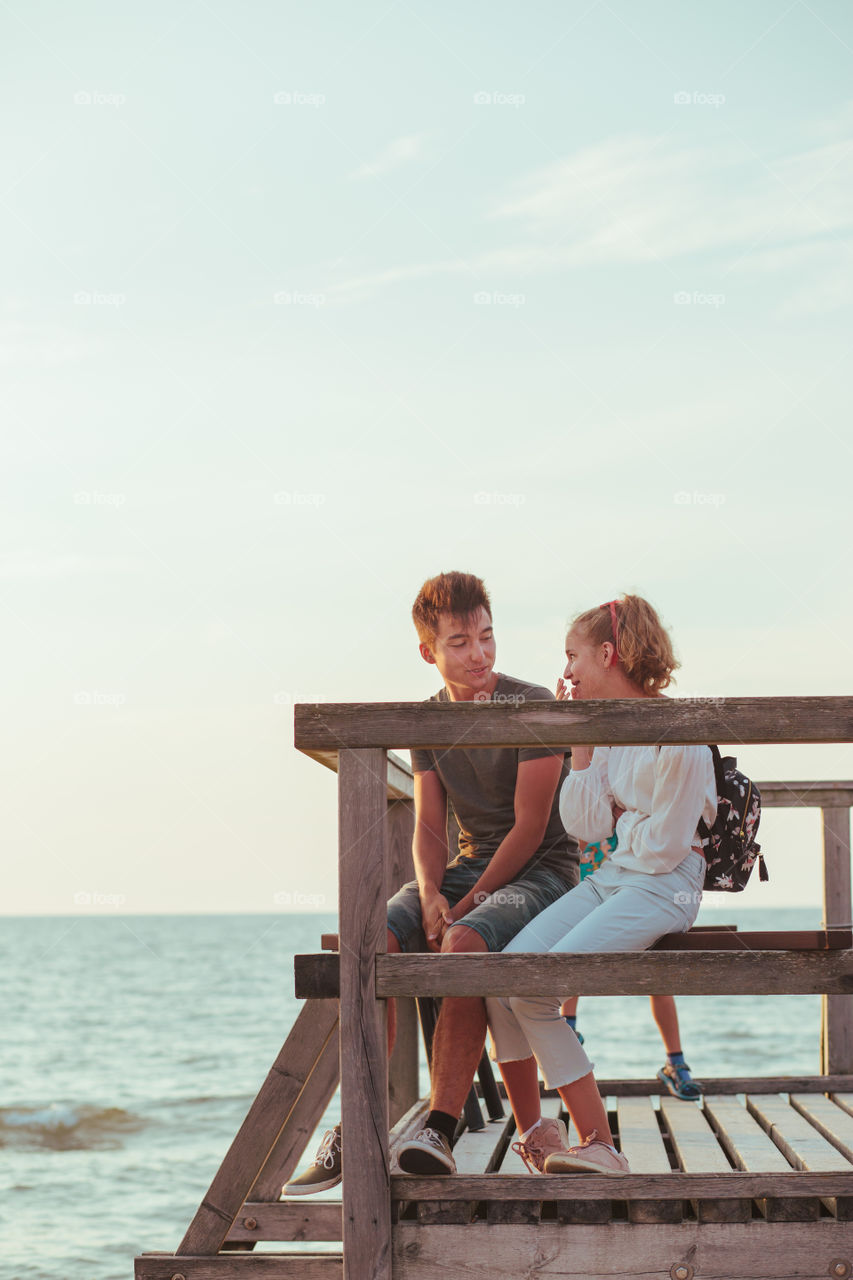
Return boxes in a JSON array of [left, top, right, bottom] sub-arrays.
[[411, 571, 492, 647]]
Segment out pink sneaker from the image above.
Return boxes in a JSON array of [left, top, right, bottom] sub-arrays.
[[544, 1128, 630, 1176], [511, 1116, 570, 1174]]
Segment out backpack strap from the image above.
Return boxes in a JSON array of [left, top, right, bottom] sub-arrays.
[[697, 744, 721, 843]]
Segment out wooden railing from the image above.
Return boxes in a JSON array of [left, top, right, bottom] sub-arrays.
[[294, 695, 853, 1280]]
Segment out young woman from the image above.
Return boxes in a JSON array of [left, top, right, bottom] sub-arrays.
[[486, 595, 717, 1175]]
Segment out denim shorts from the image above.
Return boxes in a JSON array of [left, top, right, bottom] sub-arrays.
[[386, 856, 579, 954]]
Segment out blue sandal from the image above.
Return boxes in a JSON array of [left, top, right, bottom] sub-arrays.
[[657, 1061, 703, 1101]]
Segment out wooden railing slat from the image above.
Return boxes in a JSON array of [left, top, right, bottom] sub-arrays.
[[822, 806, 853, 1073], [176, 999, 338, 1255], [337, 749, 391, 1280], [295, 696, 853, 751], [294, 950, 853, 1000]]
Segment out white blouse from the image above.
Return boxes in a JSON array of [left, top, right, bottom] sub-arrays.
[[559, 745, 718, 875]]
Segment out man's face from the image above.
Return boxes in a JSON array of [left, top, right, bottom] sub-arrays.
[[420, 607, 497, 699]]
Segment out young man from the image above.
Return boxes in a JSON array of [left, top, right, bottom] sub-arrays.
[[284, 572, 578, 1191]]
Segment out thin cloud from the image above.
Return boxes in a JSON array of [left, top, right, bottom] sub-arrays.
[[348, 132, 430, 181], [327, 104, 853, 302]]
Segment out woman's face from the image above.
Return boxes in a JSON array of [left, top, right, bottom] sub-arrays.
[[563, 625, 612, 699]]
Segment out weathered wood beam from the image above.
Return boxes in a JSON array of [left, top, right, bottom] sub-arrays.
[[822, 806, 853, 1074], [227, 1201, 342, 1242], [759, 781, 853, 808], [337, 749, 391, 1280], [137, 1257, 341, 1279], [391, 1221, 853, 1280], [376, 951, 853, 997], [318, 928, 853, 954], [294, 950, 853, 1000], [590, 1073, 853, 1096], [389, 1170, 853, 1199], [295, 695, 853, 752]]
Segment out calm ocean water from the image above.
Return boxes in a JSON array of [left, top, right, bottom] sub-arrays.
[[2, 906, 830, 1280]]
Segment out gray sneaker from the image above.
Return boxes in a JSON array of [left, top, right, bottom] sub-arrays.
[[397, 1126, 456, 1175], [282, 1124, 342, 1196]]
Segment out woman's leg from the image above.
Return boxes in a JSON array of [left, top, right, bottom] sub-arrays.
[[486, 874, 605, 1083], [557, 1072, 611, 1144], [497, 1056, 542, 1134], [504, 859, 703, 1108], [486, 875, 606, 1132]]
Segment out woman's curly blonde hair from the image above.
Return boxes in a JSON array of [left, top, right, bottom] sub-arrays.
[[572, 594, 679, 694]]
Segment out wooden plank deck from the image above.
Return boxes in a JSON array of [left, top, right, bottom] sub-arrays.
[[615, 1096, 680, 1223], [659, 1097, 750, 1222], [702, 1094, 818, 1222], [746, 1093, 853, 1219]]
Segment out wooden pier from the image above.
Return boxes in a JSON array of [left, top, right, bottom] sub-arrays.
[[136, 696, 853, 1280]]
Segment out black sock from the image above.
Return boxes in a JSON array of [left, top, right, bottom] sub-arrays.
[[424, 1109, 458, 1146]]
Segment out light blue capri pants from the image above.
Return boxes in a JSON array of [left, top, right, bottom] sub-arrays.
[[487, 849, 705, 1090]]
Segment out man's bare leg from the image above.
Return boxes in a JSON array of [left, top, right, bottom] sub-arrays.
[[427, 924, 488, 1118]]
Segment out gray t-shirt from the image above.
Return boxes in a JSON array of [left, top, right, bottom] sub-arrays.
[[410, 673, 578, 877]]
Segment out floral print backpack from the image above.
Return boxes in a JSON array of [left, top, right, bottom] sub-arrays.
[[698, 745, 765, 891]]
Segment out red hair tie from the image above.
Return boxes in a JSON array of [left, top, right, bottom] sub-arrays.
[[600, 600, 620, 661]]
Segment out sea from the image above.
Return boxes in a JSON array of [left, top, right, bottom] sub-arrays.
[[1, 906, 833, 1280]]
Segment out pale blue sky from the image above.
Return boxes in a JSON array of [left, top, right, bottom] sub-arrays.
[[3, 0, 852, 914]]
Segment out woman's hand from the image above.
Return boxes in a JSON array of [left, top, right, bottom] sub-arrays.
[[558, 676, 594, 767]]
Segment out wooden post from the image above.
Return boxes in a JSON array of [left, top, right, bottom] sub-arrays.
[[338, 748, 391, 1280], [386, 797, 419, 1126], [821, 806, 853, 1073]]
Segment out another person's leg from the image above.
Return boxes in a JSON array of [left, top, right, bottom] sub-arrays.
[[652, 993, 704, 1101], [651, 994, 680, 1054]]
